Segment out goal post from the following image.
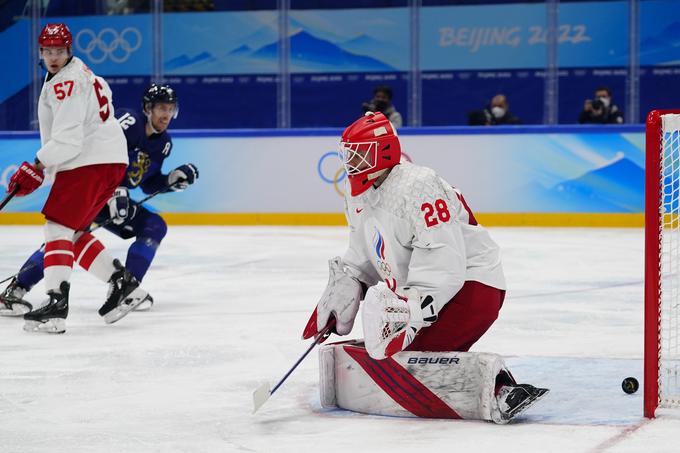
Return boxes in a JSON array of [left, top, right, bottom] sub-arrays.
[[645, 109, 680, 418]]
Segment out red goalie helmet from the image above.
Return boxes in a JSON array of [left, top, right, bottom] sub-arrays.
[[339, 112, 401, 196], [38, 23, 73, 49]]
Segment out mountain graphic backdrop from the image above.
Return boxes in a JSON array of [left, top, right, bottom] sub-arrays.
[[641, 21, 680, 65], [253, 30, 395, 72], [165, 28, 396, 74], [508, 157, 644, 212]]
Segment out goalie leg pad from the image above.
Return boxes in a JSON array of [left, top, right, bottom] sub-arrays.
[[319, 342, 507, 421]]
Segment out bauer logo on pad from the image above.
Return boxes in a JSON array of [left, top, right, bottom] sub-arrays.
[[407, 357, 460, 365]]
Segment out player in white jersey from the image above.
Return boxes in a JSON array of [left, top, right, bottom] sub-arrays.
[[303, 112, 548, 423], [4, 23, 151, 333]]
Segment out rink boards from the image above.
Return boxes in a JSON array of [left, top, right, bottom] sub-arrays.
[[0, 125, 646, 227]]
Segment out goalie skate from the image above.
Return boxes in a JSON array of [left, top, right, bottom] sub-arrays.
[[23, 281, 69, 334], [0, 278, 32, 316], [99, 260, 151, 324], [495, 384, 549, 424]]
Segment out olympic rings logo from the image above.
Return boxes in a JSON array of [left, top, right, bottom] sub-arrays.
[[377, 259, 392, 276], [75, 27, 142, 64], [317, 150, 413, 198], [317, 151, 346, 197]]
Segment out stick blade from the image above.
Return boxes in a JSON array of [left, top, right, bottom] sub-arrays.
[[252, 382, 271, 414]]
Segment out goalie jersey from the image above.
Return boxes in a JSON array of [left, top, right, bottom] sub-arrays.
[[115, 109, 174, 193], [342, 161, 506, 315], [36, 56, 128, 173]]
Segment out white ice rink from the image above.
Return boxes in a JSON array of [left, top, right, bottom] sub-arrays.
[[1, 225, 680, 452]]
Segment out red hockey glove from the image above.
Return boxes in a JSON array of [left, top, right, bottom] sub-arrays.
[[7, 162, 44, 196]]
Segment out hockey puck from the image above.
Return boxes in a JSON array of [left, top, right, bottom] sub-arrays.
[[622, 377, 639, 394]]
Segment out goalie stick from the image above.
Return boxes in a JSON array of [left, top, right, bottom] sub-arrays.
[[252, 319, 336, 414], [0, 179, 185, 286]]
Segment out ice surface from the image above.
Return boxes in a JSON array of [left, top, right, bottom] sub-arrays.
[[1, 226, 680, 452]]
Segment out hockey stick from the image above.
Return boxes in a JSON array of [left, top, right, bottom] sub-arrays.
[[88, 179, 186, 233], [0, 179, 185, 286], [252, 319, 336, 414], [0, 187, 20, 212]]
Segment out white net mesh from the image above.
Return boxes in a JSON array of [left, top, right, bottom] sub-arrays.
[[660, 113, 680, 408]]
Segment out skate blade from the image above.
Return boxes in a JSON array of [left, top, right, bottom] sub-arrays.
[[505, 388, 550, 421], [133, 296, 154, 312], [103, 289, 151, 324], [0, 301, 32, 317], [23, 318, 66, 334]]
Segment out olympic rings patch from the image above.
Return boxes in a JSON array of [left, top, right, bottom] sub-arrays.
[[75, 27, 142, 64]]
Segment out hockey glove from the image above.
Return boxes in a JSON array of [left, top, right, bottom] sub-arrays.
[[362, 283, 437, 360], [107, 187, 131, 225], [168, 163, 199, 191], [7, 162, 44, 196], [302, 256, 363, 340]]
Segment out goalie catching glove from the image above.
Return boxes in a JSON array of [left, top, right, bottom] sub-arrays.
[[362, 282, 437, 360], [302, 256, 364, 340]]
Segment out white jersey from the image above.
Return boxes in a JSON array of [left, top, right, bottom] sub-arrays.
[[36, 56, 128, 174], [342, 161, 506, 315]]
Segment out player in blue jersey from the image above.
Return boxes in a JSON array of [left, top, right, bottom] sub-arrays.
[[0, 84, 199, 315]]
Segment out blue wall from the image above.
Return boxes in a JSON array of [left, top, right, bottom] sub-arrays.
[[0, 124, 647, 215], [2, 1, 679, 129]]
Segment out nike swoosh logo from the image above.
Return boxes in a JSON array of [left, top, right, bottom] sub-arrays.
[[355, 208, 363, 213]]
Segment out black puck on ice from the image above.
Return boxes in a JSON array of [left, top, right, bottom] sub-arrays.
[[622, 377, 639, 394]]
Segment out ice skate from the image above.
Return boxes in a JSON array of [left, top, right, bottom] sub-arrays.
[[23, 281, 69, 334], [0, 278, 32, 316], [99, 260, 151, 324], [495, 383, 549, 424], [133, 294, 154, 312]]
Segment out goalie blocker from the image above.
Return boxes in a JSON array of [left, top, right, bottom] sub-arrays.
[[319, 341, 548, 424]]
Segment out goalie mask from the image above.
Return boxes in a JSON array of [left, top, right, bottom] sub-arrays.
[[339, 112, 401, 196]]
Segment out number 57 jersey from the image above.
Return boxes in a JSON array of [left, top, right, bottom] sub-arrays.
[[36, 56, 128, 174], [342, 161, 506, 314]]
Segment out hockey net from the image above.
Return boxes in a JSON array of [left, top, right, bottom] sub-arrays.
[[645, 110, 680, 418]]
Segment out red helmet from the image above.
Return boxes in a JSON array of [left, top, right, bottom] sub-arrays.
[[339, 112, 401, 196], [38, 23, 73, 49]]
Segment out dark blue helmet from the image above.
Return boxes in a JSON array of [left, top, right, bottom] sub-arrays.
[[142, 84, 178, 118]]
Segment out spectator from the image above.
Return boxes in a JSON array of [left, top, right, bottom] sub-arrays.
[[468, 94, 520, 126], [578, 86, 624, 124], [361, 85, 403, 128]]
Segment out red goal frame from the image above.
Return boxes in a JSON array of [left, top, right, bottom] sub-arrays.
[[644, 109, 680, 418]]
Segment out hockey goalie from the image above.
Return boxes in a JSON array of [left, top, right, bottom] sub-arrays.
[[302, 112, 548, 424]]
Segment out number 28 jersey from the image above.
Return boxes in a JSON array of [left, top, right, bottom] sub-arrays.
[[342, 161, 506, 315], [36, 56, 128, 174]]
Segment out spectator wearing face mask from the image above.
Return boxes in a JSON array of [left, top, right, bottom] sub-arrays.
[[578, 86, 624, 124], [361, 85, 403, 128], [468, 94, 520, 126]]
